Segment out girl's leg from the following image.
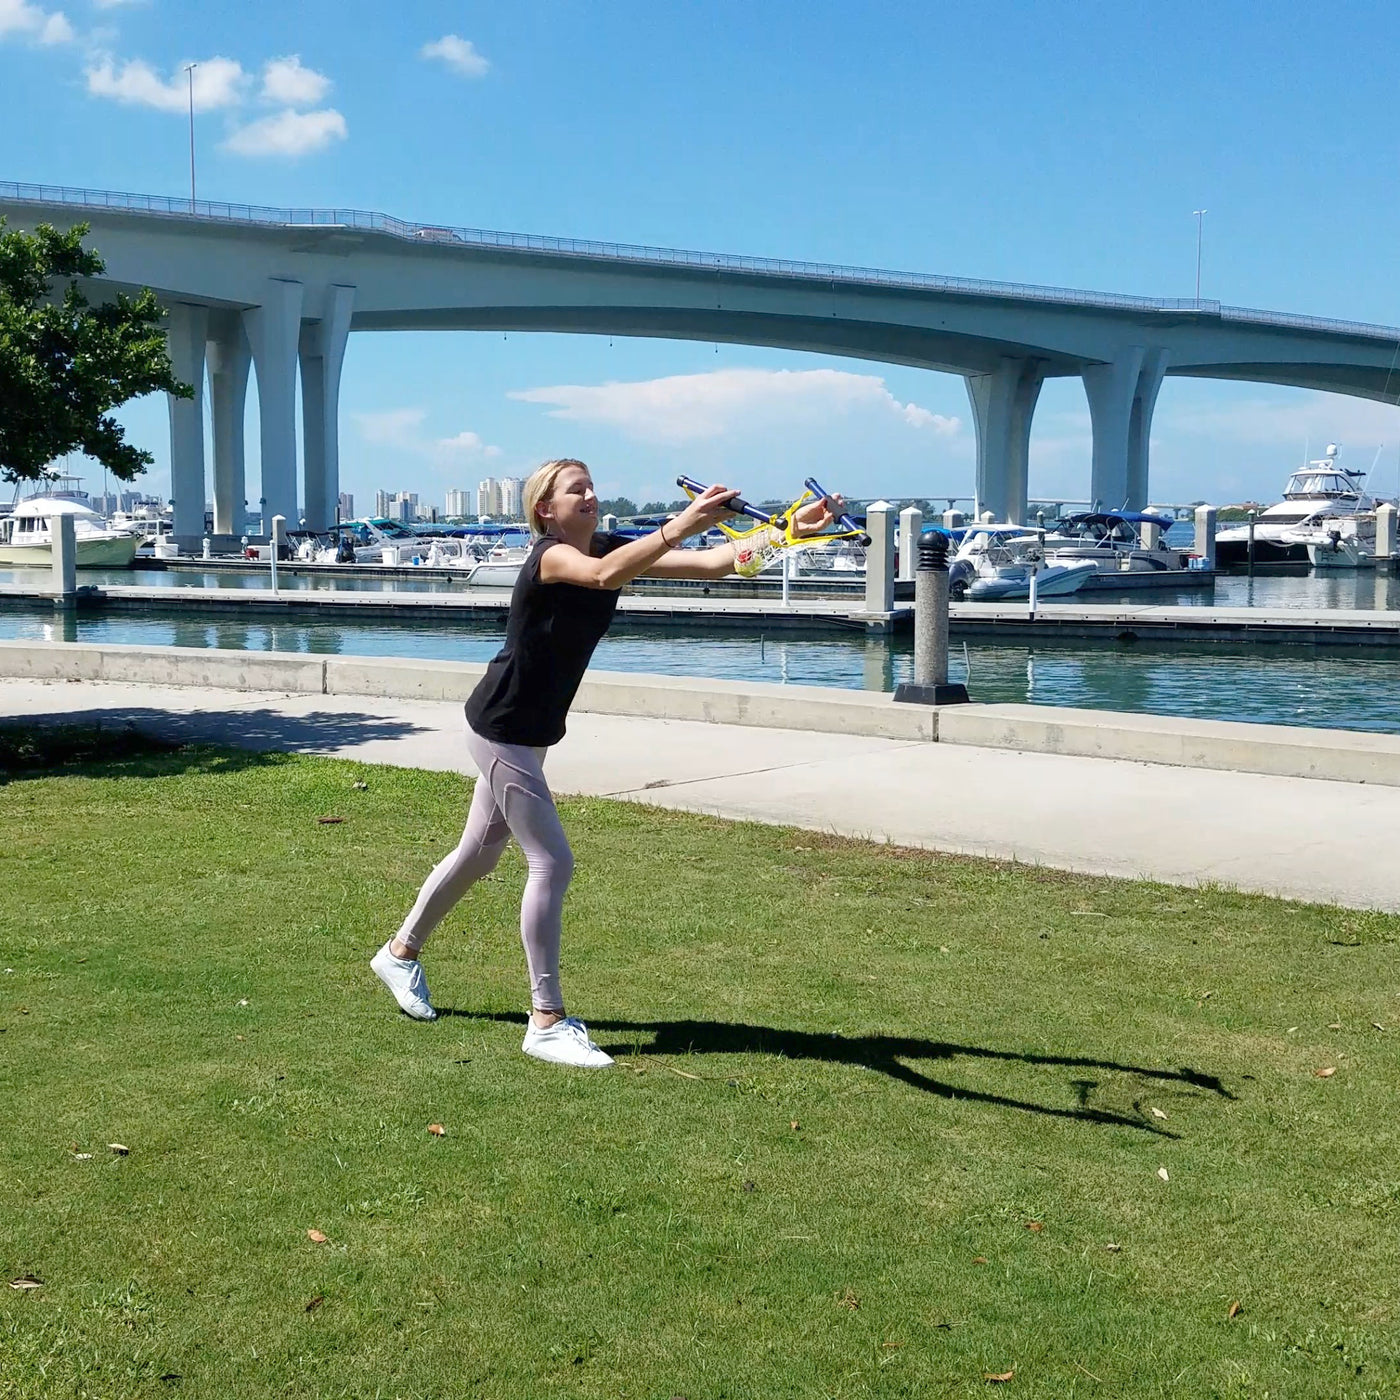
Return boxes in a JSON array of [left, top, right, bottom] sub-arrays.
[[372, 737, 515, 1019], [393, 758, 512, 955], [463, 729, 574, 1016]]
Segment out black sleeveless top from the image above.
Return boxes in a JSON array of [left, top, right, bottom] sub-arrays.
[[464, 532, 629, 747]]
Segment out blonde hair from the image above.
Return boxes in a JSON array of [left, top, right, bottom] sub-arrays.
[[523, 458, 590, 537]]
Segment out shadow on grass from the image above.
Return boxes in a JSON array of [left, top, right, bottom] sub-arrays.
[[0, 707, 431, 781], [444, 1010, 1230, 1135]]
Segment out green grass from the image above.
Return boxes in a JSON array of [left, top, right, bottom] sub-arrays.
[[2, 740, 1399, 1398]]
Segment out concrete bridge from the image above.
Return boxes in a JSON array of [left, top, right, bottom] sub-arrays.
[[5, 180, 1399, 537]]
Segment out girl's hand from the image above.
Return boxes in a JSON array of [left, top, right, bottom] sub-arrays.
[[791, 492, 845, 538], [670, 484, 740, 541]]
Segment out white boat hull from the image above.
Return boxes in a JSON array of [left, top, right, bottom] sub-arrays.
[[0, 535, 138, 568], [967, 561, 1097, 600], [1307, 539, 1374, 569]]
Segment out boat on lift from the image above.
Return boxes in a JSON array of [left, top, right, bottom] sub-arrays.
[[948, 525, 1099, 601], [0, 497, 138, 567], [1038, 510, 1200, 585], [1215, 445, 1374, 565]]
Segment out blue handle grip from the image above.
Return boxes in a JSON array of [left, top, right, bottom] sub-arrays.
[[676, 476, 787, 529]]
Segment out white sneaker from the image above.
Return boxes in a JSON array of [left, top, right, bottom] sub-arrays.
[[370, 942, 437, 1021], [521, 1015, 613, 1068]]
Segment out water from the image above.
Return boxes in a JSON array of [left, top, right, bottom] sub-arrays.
[[6, 603, 1400, 735]]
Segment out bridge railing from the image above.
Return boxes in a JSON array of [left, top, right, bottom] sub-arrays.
[[3, 179, 1397, 344]]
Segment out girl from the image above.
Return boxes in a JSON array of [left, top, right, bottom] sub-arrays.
[[372, 459, 839, 1067]]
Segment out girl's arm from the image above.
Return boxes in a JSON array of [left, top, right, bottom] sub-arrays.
[[640, 494, 845, 580], [537, 484, 738, 589]]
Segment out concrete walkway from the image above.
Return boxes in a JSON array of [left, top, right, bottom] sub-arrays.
[[7, 676, 1400, 912]]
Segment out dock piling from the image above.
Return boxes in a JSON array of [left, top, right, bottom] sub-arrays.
[[1377, 503, 1396, 563], [864, 502, 895, 614], [897, 506, 923, 581], [893, 532, 970, 706], [51, 513, 76, 608], [1194, 504, 1218, 571], [270, 514, 285, 595]]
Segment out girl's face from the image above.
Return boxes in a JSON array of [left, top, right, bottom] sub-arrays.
[[538, 465, 598, 536]]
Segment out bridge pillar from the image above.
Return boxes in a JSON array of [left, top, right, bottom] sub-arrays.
[[299, 284, 355, 531], [164, 303, 208, 540], [206, 314, 251, 537], [1082, 347, 1167, 511], [242, 279, 304, 530], [964, 357, 1045, 524]]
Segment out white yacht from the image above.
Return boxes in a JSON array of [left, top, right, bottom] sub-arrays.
[[1215, 445, 1374, 564], [948, 525, 1099, 601], [1280, 512, 1377, 569], [0, 497, 138, 567]]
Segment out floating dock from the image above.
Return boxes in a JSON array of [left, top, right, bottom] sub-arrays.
[[5, 580, 1400, 647]]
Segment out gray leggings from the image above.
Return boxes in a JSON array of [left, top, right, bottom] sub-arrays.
[[394, 725, 573, 1011]]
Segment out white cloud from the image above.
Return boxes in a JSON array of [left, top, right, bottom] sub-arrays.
[[86, 54, 247, 112], [353, 408, 503, 464], [353, 408, 426, 446], [91, 0, 144, 7], [510, 367, 960, 446], [224, 106, 347, 157], [261, 54, 331, 107], [0, 0, 73, 43], [420, 34, 489, 77], [438, 430, 503, 458]]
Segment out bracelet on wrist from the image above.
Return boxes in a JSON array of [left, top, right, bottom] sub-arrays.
[[659, 522, 673, 548]]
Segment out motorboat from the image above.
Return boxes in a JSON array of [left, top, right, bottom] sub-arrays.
[[1280, 512, 1377, 569], [948, 525, 1099, 601], [291, 520, 530, 586], [328, 517, 451, 564], [1215, 445, 1374, 565], [0, 497, 138, 567], [1038, 510, 1198, 584]]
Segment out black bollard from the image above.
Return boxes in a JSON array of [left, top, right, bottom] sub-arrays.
[[893, 532, 970, 705]]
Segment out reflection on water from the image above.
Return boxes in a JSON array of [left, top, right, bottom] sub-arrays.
[[4, 604, 1400, 734]]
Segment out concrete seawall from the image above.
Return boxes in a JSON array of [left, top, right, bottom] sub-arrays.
[[3, 638, 1399, 786]]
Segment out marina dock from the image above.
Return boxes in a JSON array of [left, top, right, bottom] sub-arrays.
[[5, 579, 1400, 647]]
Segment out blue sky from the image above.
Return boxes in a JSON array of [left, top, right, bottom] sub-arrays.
[[5, 0, 1400, 511]]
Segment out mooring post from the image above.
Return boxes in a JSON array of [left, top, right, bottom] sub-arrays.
[[897, 505, 923, 581], [1194, 504, 1217, 571], [942, 508, 964, 531], [1376, 502, 1396, 565], [51, 512, 77, 609], [864, 501, 895, 614], [1246, 509, 1256, 572], [602, 513, 618, 533], [270, 513, 285, 595], [893, 532, 970, 705]]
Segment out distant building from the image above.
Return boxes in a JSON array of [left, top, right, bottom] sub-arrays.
[[476, 477, 502, 518], [444, 488, 471, 518], [337, 492, 355, 521], [501, 477, 525, 519], [388, 491, 419, 523], [374, 489, 393, 518]]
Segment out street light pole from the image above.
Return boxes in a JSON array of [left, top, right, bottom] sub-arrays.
[[185, 63, 197, 212], [1193, 208, 1207, 304]]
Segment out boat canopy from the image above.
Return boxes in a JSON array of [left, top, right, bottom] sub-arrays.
[[14, 497, 102, 519], [1060, 510, 1174, 529]]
